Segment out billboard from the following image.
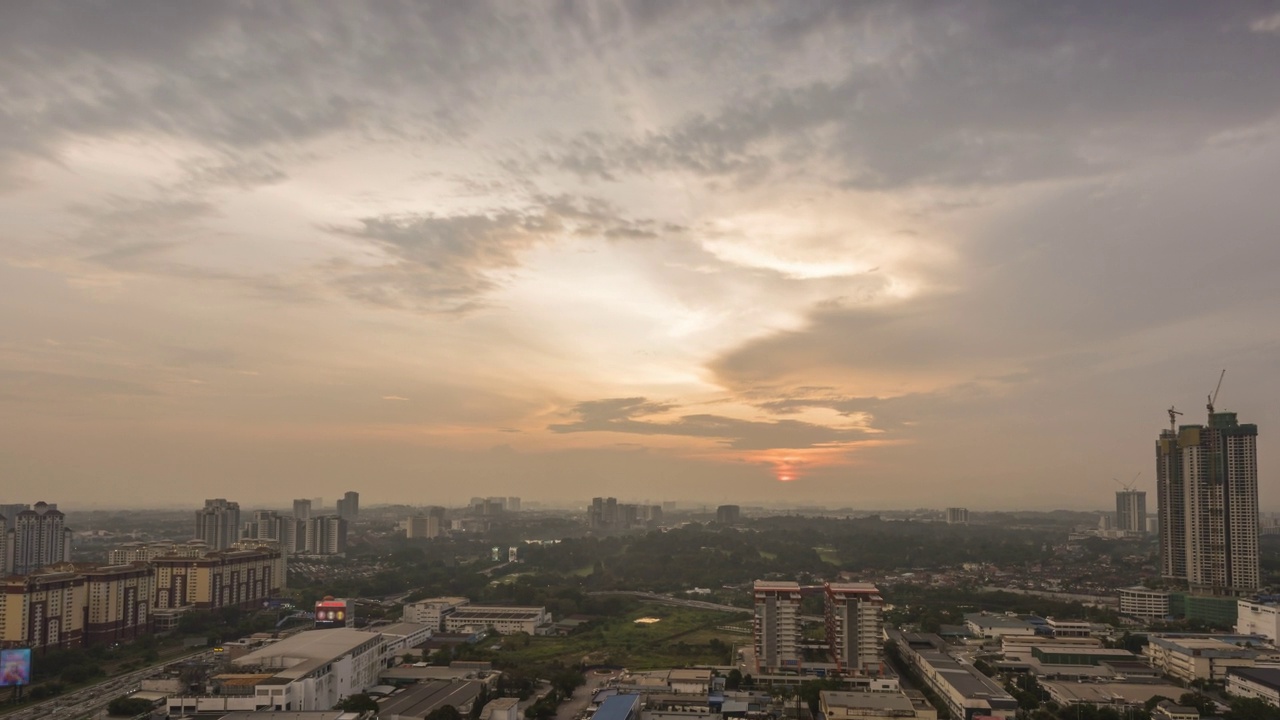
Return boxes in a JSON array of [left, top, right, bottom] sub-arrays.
[[0, 649, 31, 687], [314, 599, 352, 629]]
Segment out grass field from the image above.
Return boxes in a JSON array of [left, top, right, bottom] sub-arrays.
[[494, 602, 750, 669]]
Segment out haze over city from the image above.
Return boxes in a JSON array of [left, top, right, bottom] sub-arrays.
[[2, 2, 1279, 509]]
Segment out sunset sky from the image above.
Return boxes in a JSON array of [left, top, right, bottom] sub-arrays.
[[2, 2, 1280, 509]]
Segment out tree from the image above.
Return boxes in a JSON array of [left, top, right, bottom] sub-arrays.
[[725, 669, 743, 691], [336, 694, 380, 713], [1178, 693, 1216, 717], [1226, 697, 1280, 720], [108, 696, 155, 717]]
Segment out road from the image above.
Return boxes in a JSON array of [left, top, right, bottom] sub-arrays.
[[555, 669, 620, 720], [1, 650, 213, 720]]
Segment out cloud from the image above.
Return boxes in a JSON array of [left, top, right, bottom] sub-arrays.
[[1252, 12, 1280, 34], [381, 395, 409, 401], [548, 396, 871, 451], [327, 196, 674, 313]]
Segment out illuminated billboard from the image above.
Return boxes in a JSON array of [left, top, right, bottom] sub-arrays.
[[314, 598, 353, 629], [0, 649, 31, 687]]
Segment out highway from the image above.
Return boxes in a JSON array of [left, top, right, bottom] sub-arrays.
[[1, 651, 213, 720]]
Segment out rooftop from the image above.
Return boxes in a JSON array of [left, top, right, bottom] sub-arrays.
[[449, 607, 545, 620], [379, 680, 485, 719], [232, 628, 382, 669], [377, 622, 433, 637], [594, 694, 641, 720], [821, 690, 917, 713], [1229, 666, 1280, 690]]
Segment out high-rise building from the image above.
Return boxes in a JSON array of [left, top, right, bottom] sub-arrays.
[[293, 499, 313, 521], [1157, 410, 1259, 596], [243, 510, 285, 541], [195, 499, 241, 551], [753, 580, 801, 673], [336, 491, 359, 522], [402, 515, 441, 539], [945, 507, 969, 524], [716, 505, 741, 524], [1116, 490, 1147, 534], [304, 516, 347, 555], [824, 582, 884, 675], [506, 497, 521, 512], [8, 501, 73, 575]]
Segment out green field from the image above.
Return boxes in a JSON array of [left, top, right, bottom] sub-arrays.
[[494, 602, 750, 669]]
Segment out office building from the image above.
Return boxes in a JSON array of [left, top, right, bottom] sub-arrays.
[[753, 580, 802, 673], [716, 505, 741, 525], [403, 596, 470, 630], [293, 498, 312, 521], [1157, 410, 1259, 595], [945, 508, 969, 525], [1118, 587, 1171, 621], [195, 499, 241, 551], [1237, 600, 1280, 643], [1116, 490, 1147, 534], [402, 515, 442, 539], [825, 582, 884, 675], [336, 491, 359, 522], [6, 501, 73, 575]]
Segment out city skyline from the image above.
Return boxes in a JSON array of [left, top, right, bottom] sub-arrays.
[[2, 3, 1279, 508]]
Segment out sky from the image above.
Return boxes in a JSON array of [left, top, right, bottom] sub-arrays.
[[2, 1, 1280, 510]]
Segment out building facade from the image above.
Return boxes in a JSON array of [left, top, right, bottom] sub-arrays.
[[1237, 600, 1280, 643], [152, 548, 282, 610], [1115, 490, 1147, 534], [825, 582, 884, 675], [83, 563, 154, 646], [753, 580, 802, 673], [1118, 587, 1170, 620], [195, 499, 242, 551], [7, 501, 73, 575], [336, 491, 359, 522], [1157, 411, 1259, 595], [945, 508, 969, 525], [0, 568, 86, 650], [303, 516, 347, 555]]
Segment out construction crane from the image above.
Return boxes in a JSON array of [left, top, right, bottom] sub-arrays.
[[1167, 406, 1183, 432], [1114, 472, 1141, 492], [1207, 369, 1226, 415]]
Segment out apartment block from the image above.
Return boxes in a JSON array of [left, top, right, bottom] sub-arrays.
[[825, 582, 884, 675], [0, 568, 86, 650], [152, 548, 282, 610], [753, 580, 802, 673], [83, 563, 154, 646]]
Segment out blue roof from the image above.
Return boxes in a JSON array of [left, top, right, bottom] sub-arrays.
[[595, 694, 640, 720]]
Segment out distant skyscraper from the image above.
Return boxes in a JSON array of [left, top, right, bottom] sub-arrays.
[[716, 505, 741, 524], [194, 499, 241, 551], [304, 516, 348, 555], [753, 580, 801, 673], [293, 498, 312, 521], [945, 507, 969, 524], [1116, 490, 1147, 534], [336, 491, 359, 522], [506, 497, 521, 512], [1158, 409, 1259, 596], [7, 501, 72, 575]]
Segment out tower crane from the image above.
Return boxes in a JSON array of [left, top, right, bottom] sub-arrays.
[[1207, 369, 1226, 415], [1113, 472, 1141, 492], [1167, 406, 1183, 432]]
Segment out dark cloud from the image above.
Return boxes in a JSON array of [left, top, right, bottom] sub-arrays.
[[549, 396, 870, 450], [544, 2, 1280, 189], [327, 196, 674, 313]]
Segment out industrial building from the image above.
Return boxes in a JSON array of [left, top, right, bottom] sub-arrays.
[[442, 605, 549, 635]]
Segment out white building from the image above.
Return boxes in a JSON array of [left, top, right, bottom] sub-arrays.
[[1119, 587, 1170, 620], [1237, 600, 1280, 643], [1116, 490, 1147, 534], [374, 622, 434, 659], [1227, 668, 1280, 706], [945, 508, 969, 525], [179, 629, 385, 713], [403, 597, 470, 630], [1143, 636, 1279, 682]]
